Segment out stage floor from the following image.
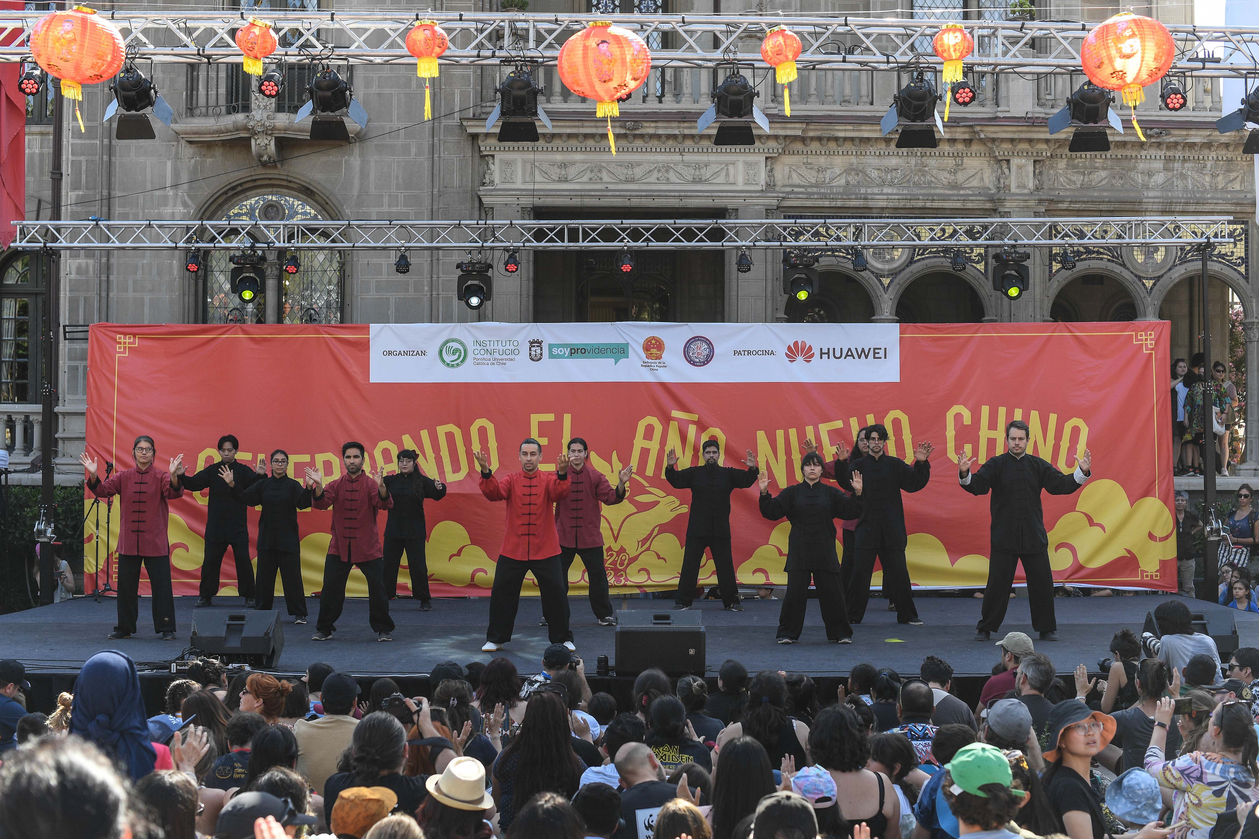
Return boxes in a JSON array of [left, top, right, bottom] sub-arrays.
[[7, 590, 1254, 682]]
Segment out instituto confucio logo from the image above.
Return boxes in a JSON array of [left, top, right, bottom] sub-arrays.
[[528, 339, 543, 362], [438, 338, 468, 368], [642, 336, 665, 361], [785, 341, 814, 363], [683, 336, 715, 367]]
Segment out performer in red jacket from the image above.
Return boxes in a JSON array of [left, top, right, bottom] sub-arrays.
[[80, 436, 184, 640], [475, 438, 572, 652], [556, 437, 632, 626], [305, 441, 395, 643]]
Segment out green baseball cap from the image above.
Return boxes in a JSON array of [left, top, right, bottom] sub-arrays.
[[946, 743, 1026, 799]]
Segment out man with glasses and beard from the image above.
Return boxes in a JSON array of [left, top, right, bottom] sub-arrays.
[[834, 424, 933, 626], [959, 419, 1091, 643]]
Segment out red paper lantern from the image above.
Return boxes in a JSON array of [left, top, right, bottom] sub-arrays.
[[932, 24, 974, 121], [760, 27, 801, 116], [235, 18, 277, 77], [1081, 12, 1174, 140], [30, 6, 124, 108], [406, 21, 449, 120], [557, 22, 651, 153]]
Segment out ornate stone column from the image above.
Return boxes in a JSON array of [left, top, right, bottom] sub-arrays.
[[1237, 318, 1259, 475]]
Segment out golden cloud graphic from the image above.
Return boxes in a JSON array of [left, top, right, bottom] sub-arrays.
[[740, 522, 791, 586], [427, 521, 495, 589], [1047, 479, 1175, 574], [905, 532, 990, 587]]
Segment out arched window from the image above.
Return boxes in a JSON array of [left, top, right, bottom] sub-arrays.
[[202, 193, 344, 324]]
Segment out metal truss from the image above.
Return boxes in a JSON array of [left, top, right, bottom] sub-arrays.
[[1, 13, 1259, 76], [11, 217, 1235, 252]]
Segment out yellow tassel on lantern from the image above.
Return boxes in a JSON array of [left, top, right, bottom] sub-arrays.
[[243, 56, 262, 76], [596, 100, 620, 119], [424, 82, 432, 121], [417, 56, 439, 78], [607, 116, 616, 155], [775, 61, 797, 117], [59, 80, 85, 132], [1123, 83, 1147, 142]]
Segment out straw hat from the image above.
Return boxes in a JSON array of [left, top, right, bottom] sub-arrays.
[[425, 756, 495, 811]]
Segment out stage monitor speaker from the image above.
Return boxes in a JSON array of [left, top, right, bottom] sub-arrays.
[[1143, 609, 1238, 657], [191, 611, 285, 668], [615, 611, 705, 676]]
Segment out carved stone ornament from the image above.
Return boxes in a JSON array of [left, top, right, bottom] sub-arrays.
[[246, 88, 278, 166]]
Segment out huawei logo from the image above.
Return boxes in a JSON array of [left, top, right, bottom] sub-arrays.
[[785, 341, 814, 363]]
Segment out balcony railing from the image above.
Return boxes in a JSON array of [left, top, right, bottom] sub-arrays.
[[185, 63, 326, 118], [0, 403, 84, 485]]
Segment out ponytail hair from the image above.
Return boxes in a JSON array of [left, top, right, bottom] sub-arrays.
[[742, 671, 788, 756], [633, 669, 672, 716], [1135, 658, 1170, 701], [1215, 702, 1259, 779]]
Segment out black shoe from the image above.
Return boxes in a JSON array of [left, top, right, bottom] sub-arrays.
[[1040, 631, 1059, 642], [726, 603, 744, 612], [598, 616, 617, 626], [539, 618, 548, 626], [194, 598, 211, 608], [107, 630, 132, 640], [904, 619, 924, 626], [419, 601, 432, 611], [161, 631, 176, 641], [244, 599, 256, 609], [294, 617, 307, 625], [674, 604, 691, 611], [975, 630, 991, 641], [312, 630, 332, 641], [378, 632, 393, 642], [777, 637, 794, 644]]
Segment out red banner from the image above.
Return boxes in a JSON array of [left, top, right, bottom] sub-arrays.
[[84, 322, 1175, 597]]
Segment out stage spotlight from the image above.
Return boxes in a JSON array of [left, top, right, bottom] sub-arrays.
[[485, 64, 553, 142], [851, 248, 868, 272], [259, 68, 284, 99], [736, 248, 754, 274], [1160, 79, 1186, 112], [295, 65, 369, 142], [950, 250, 967, 273], [17, 67, 42, 97], [992, 250, 1030, 301], [1217, 84, 1259, 154], [1048, 82, 1123, 152], [283, 253, 300, 275], [697, 67, 769, 145], [229, 252, 265, 304], [457, 260, 493, 310], [1061, 250, 1077, 271], [394, 251, 411, 274], [618, 249, 634, 274], [103, 63, 174, 140], [880, 71, 942, 149], [951, 77, 976, 108], [185, 250, 202, 274], [783, 250, 818, 301], [503, 250, 520, 274]]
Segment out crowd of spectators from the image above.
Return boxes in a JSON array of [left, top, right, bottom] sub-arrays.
[[7, 597, 1259, 839]]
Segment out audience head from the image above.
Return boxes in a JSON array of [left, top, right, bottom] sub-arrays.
[[226, 711, 268, 749], [240, 673, 292, 722], [602, 713, 647, 761], [898, 678, 935, 717], [416, 759, 495, 839], [224, 671, 250, 712], [633, 668, 673, 717], [186, 657, 228, 691], [1231, 648, 1259, 683], [164, 679, 200, 717], [849, 663, 877, 697], [251, 766, 311, 825], [181, 689, 232, 751], [1043, 700, 1116, 764], [240, 724, 299, 792], [1153, 599, 1196, 637], [1184, 654, 1220, 688], [463, 661, 486, 691], [668, 762, 713, 805], [932, 723, 979, 766], [588, 692, 618, 725], [872, 669, 901, 702], [744, 670, 790, 755], [304, 662, 335, 696], [752, 791, 818, 839], [942, 744, 1027, 831], [718, 660, 749, 695], [70, 650, 157, 781], [1016, 653, 1057, 696], [790, 766, 846, 839], [0, 737, 133, 839], [870, 730, 919, 784], [475, 657, 521, 710], [710, 737, 775, 839], [783, 673, 818, 723], [434, 678, 478, 733], [279, 679, 308, 720], [321, 672, 362, 716], [551, 668, 586, 712], [47, 691, 73, 732], [1134, 659, 1171, 701], [676, 675, 710, 714], [349, 712, 408, 782], [364, 815, 425, 839], [135, 770, 198, 839], [996, 633, 1034, 668], [572, 783, 622, 839], [330, 786, 398, 838], [982, 699, 1032, 751], [648, 694, 688, 743], [1177, 689, 1218, 753], [506, 791, 585, 839], [1110, 629, 1141, 662], [16, 711, 49, 744], [921, 655, 954, 689], [655, 799, 713, 839], [368, 678, 403, 714], [615, 741, 664, 785], [1210, 701, 1259, 777], [844, 695, 875, 732], [809, 705, 870, 772]]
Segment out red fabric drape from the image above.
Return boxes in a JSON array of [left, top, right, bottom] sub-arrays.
[[0, 0, 26, 249]]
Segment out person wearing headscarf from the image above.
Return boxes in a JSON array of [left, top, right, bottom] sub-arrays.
[[69, 650, 159, 781]]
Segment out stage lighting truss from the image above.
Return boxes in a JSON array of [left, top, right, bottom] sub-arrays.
[[1048, 82, 1123, 153], [457, 259, 493, 309], [736, 248, 754, 274], [1217, 74, 1259, 154], [993, 249, 1030, 301], [484, 63, 552, 143], [17, 64, 41, 97], [783, 250, 819, 301], [103, 55, 174, 140], [295, 61, 369, 142], [229, 250, 265, 304], [881, 70, 943, 149], [503, 249, 520, 273], [697, 63, 768, 146]]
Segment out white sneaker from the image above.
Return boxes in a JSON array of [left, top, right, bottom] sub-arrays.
[[563, 641, 577, 652], [482, 641, 502, 652]]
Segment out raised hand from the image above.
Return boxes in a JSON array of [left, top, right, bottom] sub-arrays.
[[1078, 448, 1092, 474], [304, 467, 323, 487], [556, 452, 569, 473], [958, 452, 976, 475], [744, 448, 756, 468], [666, 448, 678, 467], [1074, 664, 1097, 699], [853, 824, 871, 839], [253, 815, 289, 839], [1169, 666, 1181, 698], [801, 438, 817, 454], [675, 775, 699, 805], [255, 459, 267, 476], [369, 467, 384, 484], [490, 703, 506, 738], [572, 712, 592, 741], [914, 441, 934, 462], [169, 454, 185, 477], [758, 470, 770, 493], [850, 470, 864, 495], [455, 720, 473, 752], [834, 440, 849, 461], [78, 452, 99, 478], [218, 464, 236, 487], [170, 726, 209, 776], [473, 449, 490, 472], [779, 754, 796, 791], [836, 683, 848, 703], [619, 464, 634, 484]]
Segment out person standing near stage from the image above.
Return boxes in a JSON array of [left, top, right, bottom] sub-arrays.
[[758, 451, 864, 644], [556, 437, 633, 626], [475, 439, 574, 652], [305, 442, 395, 643], [221, 450, 312, 624], [381, 449, 447, 610], [80, 437, 184, 640], [179, 435, 263, 608], [959, 419, 1091, 643], [834, 424, 933, 626], [666, 439, 760, 611]]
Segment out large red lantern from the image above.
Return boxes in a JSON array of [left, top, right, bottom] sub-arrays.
[[557, 22, 651, 154], [406, 21, 449, 121], [30, 5, 124, 131], [760, 27, 801, 117], [1081, 12, 1174, 141], [235, 18, 277, 77], [932, 24, 973, 120]]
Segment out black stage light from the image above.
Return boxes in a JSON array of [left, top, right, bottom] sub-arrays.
[[1061, 250, 1077, 271], [1048, 82, 1122, 153], [736, 248, 753, 274], [950, 250, 967, 273], [881, 72, 942, 149], [394, 251, 411, 274], [951, 77, 976, 108], [229, 251, 265, 304], [485, 65, 553, 142], [1217, 84, 1259, 154], [259, 68, 284, 99], [618, 249, 634, 274], [18, 67, 42, 97], [782, 250, 819, 301], [457, 261, 493, 310], [283, 254, 300, 275], [698, 68, 769, 145], [103, 64, 174, 140], [503, 250, 520, 274], [185, 250, 202, 274], [851, 248, 868, 272], [993, 250, 1030, 301], [1160, 79, 1186, 111], [295, 65, 369, 141]]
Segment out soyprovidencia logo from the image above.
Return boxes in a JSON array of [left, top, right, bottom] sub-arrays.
[[785, 341, 814, 363]]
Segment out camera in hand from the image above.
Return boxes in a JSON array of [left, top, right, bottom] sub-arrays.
[[382, 692, 412, 726], [1098, 657, 1113, 673]]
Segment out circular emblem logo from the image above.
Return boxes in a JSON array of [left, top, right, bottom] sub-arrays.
[[438, 338, 468, 368], [642, 336, 665, 361], [683, 336, 715, 367]]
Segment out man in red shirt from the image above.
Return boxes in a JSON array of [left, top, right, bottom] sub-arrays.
[[80, 436, 185, 640], [556, 437, 632, 627], [475, 438, 572, 652], [306, 441, 395, 642]]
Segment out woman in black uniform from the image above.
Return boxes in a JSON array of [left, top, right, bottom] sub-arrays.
[[382, 449, 447, 609]]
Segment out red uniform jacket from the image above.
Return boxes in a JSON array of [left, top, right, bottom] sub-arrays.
[[555, 465, 624, 549], [479, 469, 570, 561], [89, 466, 183, 556], [313, 472, 392, 563]]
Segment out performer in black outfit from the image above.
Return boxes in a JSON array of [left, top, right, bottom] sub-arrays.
[[835, 424, 933, 626], [221, 450, 312, 623], [759, 451, 865, 644], [960, 419, 1091, 643], [180, 434, 262, 607], [665, 439, 759, 610], [382, 449, 447, 609]]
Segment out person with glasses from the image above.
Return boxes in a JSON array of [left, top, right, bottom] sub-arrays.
[[1227, 649, 1259, 717], [382, 448, 447, 609], [179, 434, 263, 608], [220, 450, 313, 623], [1224, 488, 1258, 591], [80, 436, 185, 640], [1214, 362, 1239, 477], [1147, 696, 1259, 839]]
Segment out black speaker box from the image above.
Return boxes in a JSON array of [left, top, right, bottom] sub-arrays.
[[191, 610, 285, 668], [615, 611, 705, 676], [1143, 609, 1238, 657]]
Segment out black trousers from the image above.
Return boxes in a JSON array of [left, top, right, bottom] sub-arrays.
[[487, 554, 571, 644], [840, 528, 855, 594], [200, 534, 256, 600], [116, 554, 176, 635], [978, 549, 1057, 633], [778, 569, 851, 641], [256, 549, 307, 617], [846, 532, 918, 624], [315, 555, 394, 634], [676, 536, 739, 608], [383, 536, 429, 601], [562, 546, 614, 620]]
